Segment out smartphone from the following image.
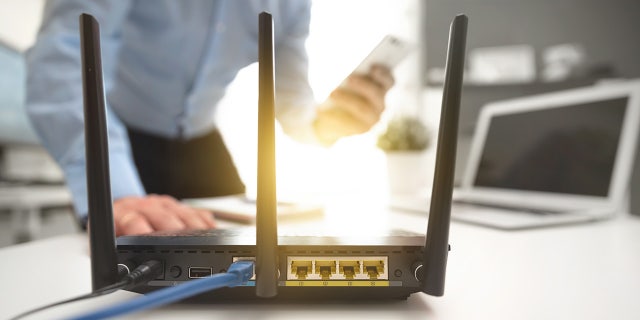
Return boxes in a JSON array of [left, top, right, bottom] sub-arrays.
[[340, 35, 414, 87]]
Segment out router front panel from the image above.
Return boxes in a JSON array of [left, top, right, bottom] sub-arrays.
[[117, 242, 424, 300]]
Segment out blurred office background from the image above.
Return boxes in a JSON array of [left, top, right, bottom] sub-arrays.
[[1, 0, 639, 247], [0, 0, 76, 247], [421, 0, 640, 184]]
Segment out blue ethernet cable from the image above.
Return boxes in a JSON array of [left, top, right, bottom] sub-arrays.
[[68, 261, 255, 320]]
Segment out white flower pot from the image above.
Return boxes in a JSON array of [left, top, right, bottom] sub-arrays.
[[385, 151, 433, 195]]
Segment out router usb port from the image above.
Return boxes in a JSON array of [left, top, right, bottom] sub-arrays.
[[188, 267, 213, 278]]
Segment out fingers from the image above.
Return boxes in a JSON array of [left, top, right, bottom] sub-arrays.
[[154, 195, 216, 229], [368, 64, 395, 91], [113, 195, 217, 236], [314, 106, 370, 145], [342, 65, 394, 112], [195, 209, 217, 228], [160, 197, 216, 230], [136, 196, 187, 230], [114, 211, 154, 236], [317, 65, 395, 141], [330, 87, 381, 128]]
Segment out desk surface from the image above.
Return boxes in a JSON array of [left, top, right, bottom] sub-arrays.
[[2, 209, 640, 320]]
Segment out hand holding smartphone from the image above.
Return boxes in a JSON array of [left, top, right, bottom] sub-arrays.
[[315, 35, 414, 144], [339, 35, 414, 87]]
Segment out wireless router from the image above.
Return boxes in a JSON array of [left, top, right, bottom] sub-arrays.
[[81, 12, 467, 300]]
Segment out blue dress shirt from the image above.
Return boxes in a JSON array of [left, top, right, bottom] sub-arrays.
[[26, 0, 315, 218]]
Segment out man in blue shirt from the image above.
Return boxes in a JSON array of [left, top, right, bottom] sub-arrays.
[[26, 0, 395, 236]]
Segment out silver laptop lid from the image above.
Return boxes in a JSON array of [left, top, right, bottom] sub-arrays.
[[459, 80, 640, 212]]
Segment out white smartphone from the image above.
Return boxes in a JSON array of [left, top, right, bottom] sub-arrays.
[[340, 35, 414, 87]]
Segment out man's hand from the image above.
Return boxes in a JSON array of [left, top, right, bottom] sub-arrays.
[[314, 65, 395, 145], [112, 195, 216, 236]]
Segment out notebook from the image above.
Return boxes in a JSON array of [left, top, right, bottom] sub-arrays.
[[392, 80, 640, 229], [183, 194, 324, 224]]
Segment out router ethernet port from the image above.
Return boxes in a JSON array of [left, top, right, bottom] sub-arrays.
[[291, 260, 313, 279], [338, 260, 360, 280], [315, 260, 336, 280], [363, 260, 385, 280], [232, 257, 256, 280]]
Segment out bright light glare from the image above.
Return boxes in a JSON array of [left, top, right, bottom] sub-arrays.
[[216, 63, 389, 205], [215, 1, 420, 220]]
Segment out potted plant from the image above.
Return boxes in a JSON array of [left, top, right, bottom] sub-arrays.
[[377, 116, 432, 194], [376, 116, 430, 152]]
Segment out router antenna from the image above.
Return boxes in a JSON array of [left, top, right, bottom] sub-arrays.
[[420, 14, 467, 296], [255, 11, 279, 298], [79, 13, 119, 292]]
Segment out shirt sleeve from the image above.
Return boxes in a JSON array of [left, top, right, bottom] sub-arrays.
[[25, 0, 144, 219], [273, 0, 319, 144]]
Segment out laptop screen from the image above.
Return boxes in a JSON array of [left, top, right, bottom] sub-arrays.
[[473, 97, 629, 197]]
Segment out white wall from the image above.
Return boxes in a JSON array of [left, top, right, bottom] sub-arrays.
[[0, 0, 44, 51]]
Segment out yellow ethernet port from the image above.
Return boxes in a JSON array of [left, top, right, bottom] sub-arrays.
[[287, 256, 387, 281], [291, 260, 313, 279], [338, 260, 360, 280], [363, 260, 385, 280], [314, 260, 336, 280]]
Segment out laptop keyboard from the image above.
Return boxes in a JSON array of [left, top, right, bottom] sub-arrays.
[[453, 200, 563, 215]]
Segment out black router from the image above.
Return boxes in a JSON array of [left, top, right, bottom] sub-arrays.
[[81, 12, 467, 300]]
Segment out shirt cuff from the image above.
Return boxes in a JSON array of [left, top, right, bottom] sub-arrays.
[[64, 152, 145, 220], [277, 103, 322, 145]]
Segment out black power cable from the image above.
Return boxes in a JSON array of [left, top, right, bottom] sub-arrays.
[[9, 260, 163, 320]]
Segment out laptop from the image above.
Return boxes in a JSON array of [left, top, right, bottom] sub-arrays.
[[80, 12, 467, 300], [393, 80, 640, 229], [631, 124, 640, 217]]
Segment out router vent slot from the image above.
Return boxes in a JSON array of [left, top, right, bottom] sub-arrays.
[[142, 249, 256, 255]]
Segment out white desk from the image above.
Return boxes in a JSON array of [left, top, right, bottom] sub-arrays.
[[1, 210, 639, 320]]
